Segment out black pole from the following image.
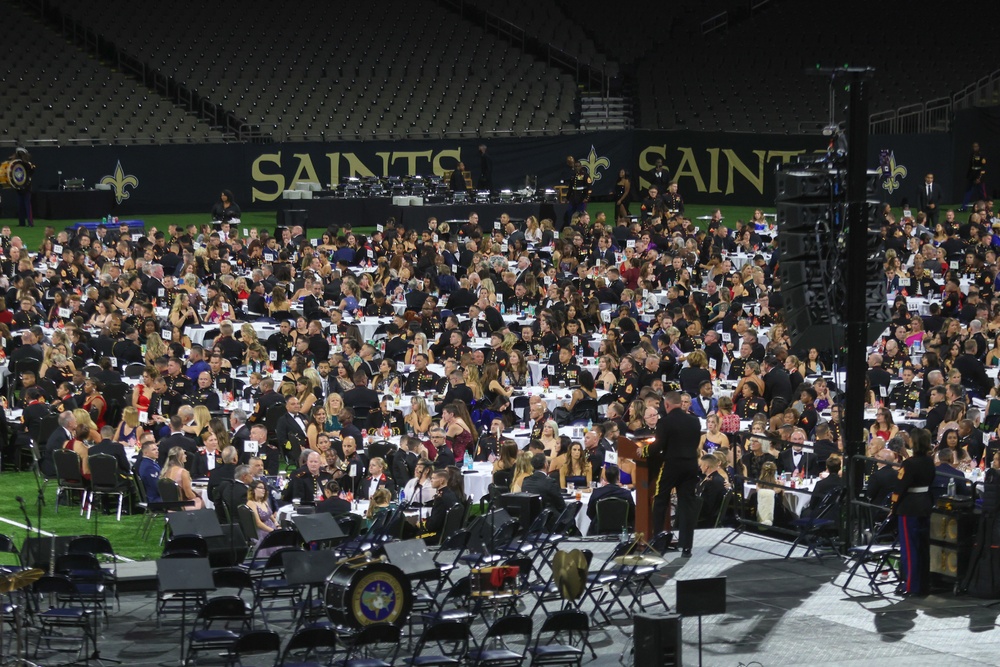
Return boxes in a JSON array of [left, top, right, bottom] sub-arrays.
[[844, 69, 874, 548]]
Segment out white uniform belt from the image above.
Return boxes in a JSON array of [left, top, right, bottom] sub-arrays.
[[908, 486, 930, 493]]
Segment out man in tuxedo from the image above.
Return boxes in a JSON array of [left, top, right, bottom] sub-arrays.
[[918, 173, 942, 225], [521, 453, 566, 512], [208, 446, 239, 498], [762, 355, 793, 411], [645, 391, 701, 557], [229, 410, 251, 459], [90, 426, 131, 475], [690, 380, 718, 418], [777, 428, 818, 477], [276, 397, 309, 463], [586, 464, 634, 532], [811, 423, 840, 466], [41, 410, 76, 478], [303, 280, 331, 321], [436, 369, 473, 412]]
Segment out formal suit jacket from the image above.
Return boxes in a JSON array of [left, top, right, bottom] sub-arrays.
[[866, 464, 898, 507], [763, 367, 793, 407], [690, 396, 719, 418], [276, 413, 309, 458], [232, 425, 251, 458], [931, 463, 973, 499], [208, 463, 237, 497], [158, 432, 201, 473], [586, 483, 635, 523], [440, 384, 473, 408], [520, 470, 566, 511], [811, 439, 839, 466], [42, 426, 72, 477], [777, 448, 819, 477], [808, 475, 844, 512], [89, 439, 131, 474], [392, 450, 417, 488], [917, 182, 942, 213]]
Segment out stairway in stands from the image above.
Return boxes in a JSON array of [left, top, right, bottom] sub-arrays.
[[578, 95, 633, 131]]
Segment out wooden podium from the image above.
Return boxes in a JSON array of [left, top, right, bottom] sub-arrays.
[[618, 435, 660, 537]]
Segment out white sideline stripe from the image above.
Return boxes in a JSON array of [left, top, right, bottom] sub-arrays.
[[0, 516, 55, 536], [0, 517, 135, 561]]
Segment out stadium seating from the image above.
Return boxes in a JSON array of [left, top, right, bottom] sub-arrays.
[[40, 0, 578, 141], [0, 3, 225, 144]]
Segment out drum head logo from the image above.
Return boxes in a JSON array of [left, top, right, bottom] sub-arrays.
[[353, 571, 404, 625], [100, 160, 139, 204], [10, 163, 28, 189]]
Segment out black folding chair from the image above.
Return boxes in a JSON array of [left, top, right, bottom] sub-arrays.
[[465, 613, 532, 667], [87, 454, 131, 521], [277, 625, 340, 667], [226, 628, 281, 666], [32, 574, 98, 663], [527, 609, 596, 666], [405, 619, 472, 667], [592, 496, 633, 536], [841, 514, 900, 595], [184, 595, 251, 666], [787, 487, 846, 561], [52, 448, 89, 515]]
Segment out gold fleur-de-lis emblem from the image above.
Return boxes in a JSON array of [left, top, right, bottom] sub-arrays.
[[579, 145, 610, 182], [100, 160, 139, 204], [880, 151, 907, 195]]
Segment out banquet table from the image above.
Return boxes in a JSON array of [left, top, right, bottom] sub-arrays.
[[743, 477, 817, 518]]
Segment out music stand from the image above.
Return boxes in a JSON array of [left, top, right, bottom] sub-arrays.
[[156, 558, 215, 667], [468, 508, 514, 555], [676, 577, 727, 667], [291, 513, 344, 546], [282, 550, 341, 628], [384, 539, 437, 576], [166, 509, 224, 539]]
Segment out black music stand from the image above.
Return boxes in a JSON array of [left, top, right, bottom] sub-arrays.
[[166, 509, 224, 539], [291, 513, 344, 547], [468, 508, 514, 555], [383, 539, 437, 576], [283, 550, 342, 628], [676, 577, 727, 667], [156, 558, 214, 667]]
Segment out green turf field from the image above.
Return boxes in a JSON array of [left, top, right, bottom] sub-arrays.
[[0, 470, 166, 560]]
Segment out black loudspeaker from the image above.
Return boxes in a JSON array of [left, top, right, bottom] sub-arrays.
[[20, 535, 79, 570], [633, 613, 682, 667]]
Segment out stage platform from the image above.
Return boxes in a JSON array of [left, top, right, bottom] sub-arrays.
[[17, 529, 1000, 666]]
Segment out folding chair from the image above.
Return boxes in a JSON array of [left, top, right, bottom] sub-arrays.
[[277, 625, 340, 667], [466, 613, 532, 667], [226, 629, 281, 666], [52, 449, 89, 514], [251, 547, 305, 628], [576, 541, 636, 623], [592, 496, 633, 536], [787, 487, 846, 561], [527, 609, 596, 666], [87, 454, 130, 521], [404, 619, 472, 667], [841, 514, 900, 595], [32, 575, 99, 663], [184, 595, 252, 666], [339, 623, 401, 667]]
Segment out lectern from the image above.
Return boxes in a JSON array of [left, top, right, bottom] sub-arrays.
[[618, 435, 662, 537]]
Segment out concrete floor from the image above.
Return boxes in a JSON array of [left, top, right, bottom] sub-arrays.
[[5, 528, 998, 667]]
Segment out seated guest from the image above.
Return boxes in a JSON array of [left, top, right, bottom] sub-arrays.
[[696, 453, 728, 527], [401, 458, 435, 506], [357, 456, 397, 500], [807, 454, 845, 514], [136, 439, 162, 503], [586, 464, 635, 534], [282, 450, 331, 504], [521, 453, 566, 512], [315, 480, 352, 516], [421, 469, 461, 545], [931, 448, 973, 499], [866, 448, 899, 508]]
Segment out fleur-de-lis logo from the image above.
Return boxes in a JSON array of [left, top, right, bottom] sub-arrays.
[[100, 160, 139, 205], [878, 150, 907, 195], [578, 145, 611, 183]]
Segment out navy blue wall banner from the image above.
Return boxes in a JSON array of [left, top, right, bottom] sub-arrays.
[[11, 129, 986, 219], [866, 134, 955, 208]]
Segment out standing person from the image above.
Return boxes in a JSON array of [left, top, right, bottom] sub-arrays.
[[918, 173, 942, 225], [211, 189, 242, 222], [962, 142, 987, 211], [477, 144, 493, 192], [450, 162, 468, 193], [567, 162, 592, 219], [615, 168, 632, 219], [10, 147, 35, 228], [891, 428, 936, 597], [643, 391, 701, 557]]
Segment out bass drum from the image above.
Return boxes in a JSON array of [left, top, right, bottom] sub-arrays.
[[324, 561, 412, 629], [0, 160, 29, 190]]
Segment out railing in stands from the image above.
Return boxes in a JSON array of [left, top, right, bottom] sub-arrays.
[[436, 0, 611, 97], [871, 69, 1000, 134], [702, 12, 728, 36]]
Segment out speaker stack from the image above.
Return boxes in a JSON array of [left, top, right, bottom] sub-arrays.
[[775, 161, 890, 351]]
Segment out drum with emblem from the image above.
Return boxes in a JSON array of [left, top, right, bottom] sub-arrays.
[[324, 561, 412, 628], [0, 160, 30, 190]]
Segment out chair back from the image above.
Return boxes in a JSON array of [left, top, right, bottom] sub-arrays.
[[53, 448, 85, 485], [570, 397, 599, 424], [88, 454, 123, 492], [158, 477, 182, 503], [236, 504, 259, 544], [67, 535, 116, 559], [230, 629, 281, 660], [124, 363, 146, 378], [164, 534, 209, 558], [594, 496, 633, 535], [35, 413, 61, 446]]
